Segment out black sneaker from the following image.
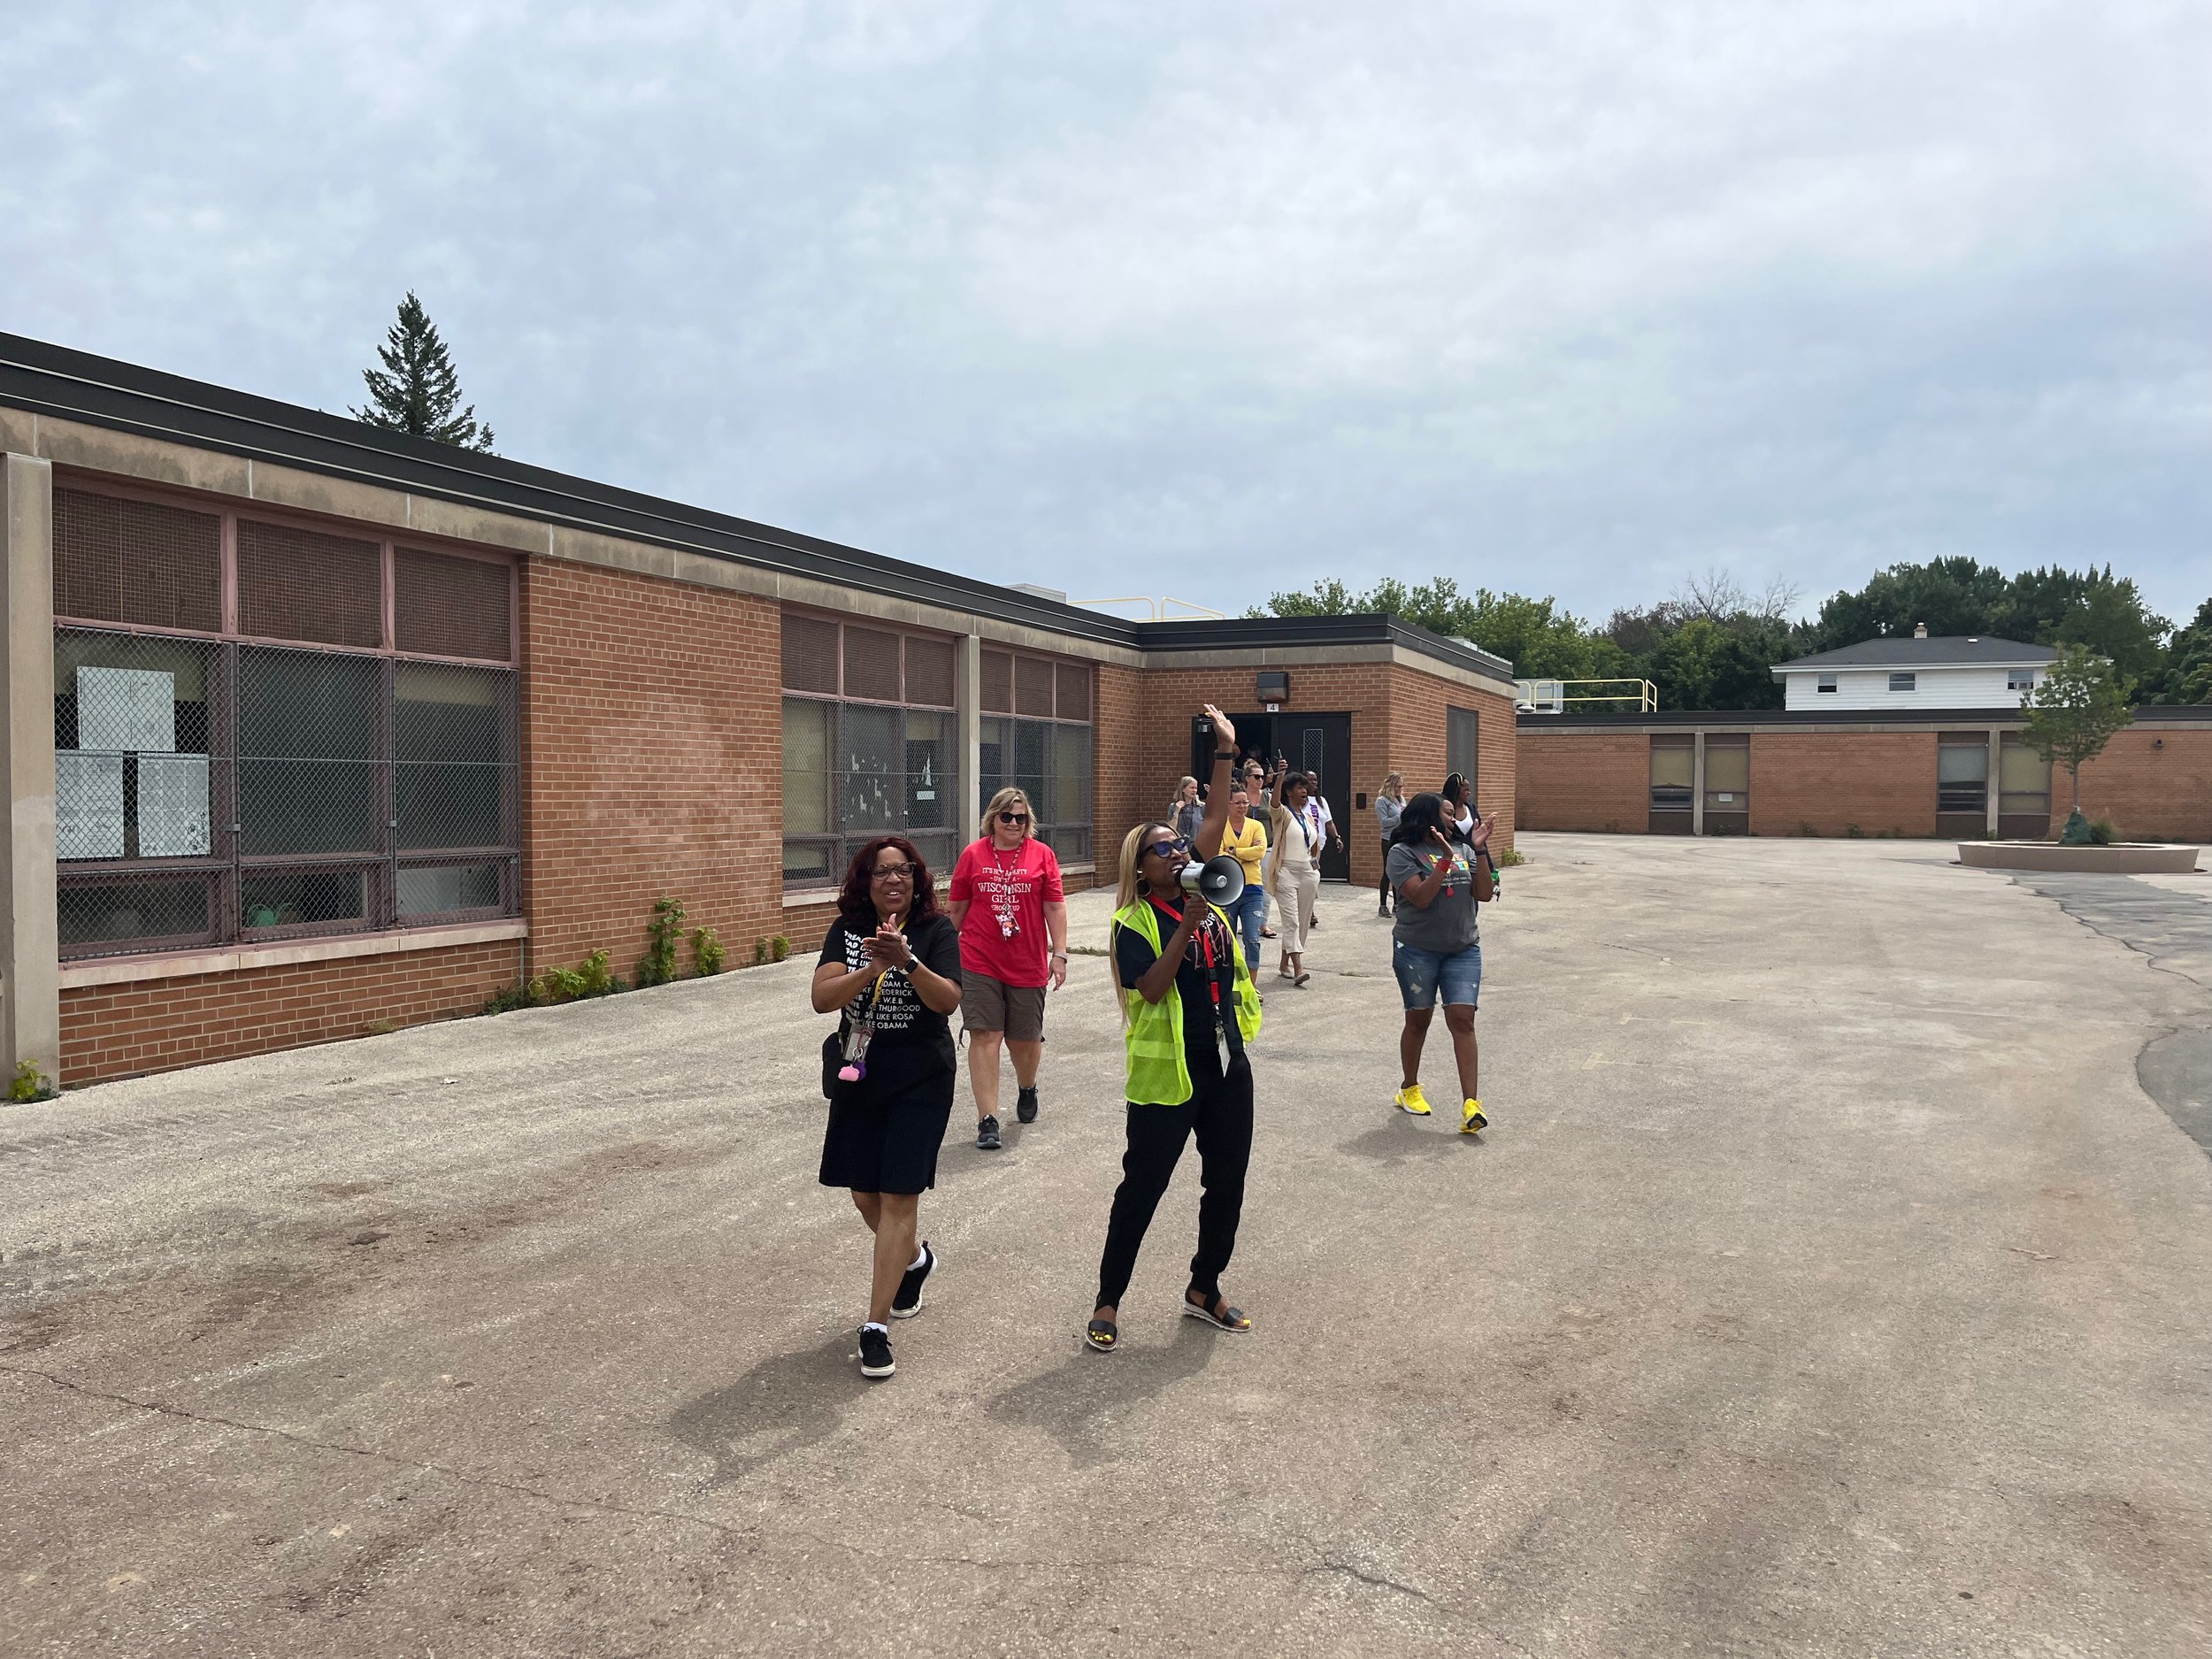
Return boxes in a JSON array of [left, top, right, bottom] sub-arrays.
[[1016, 1086, 1039, 1124], [976, 1116, 1002, 1151], [890, 1242, 934, 1319], [857, 1325, 895, 1379]]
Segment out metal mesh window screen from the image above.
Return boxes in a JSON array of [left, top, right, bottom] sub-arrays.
[[1015, 656, 1055, 717], [237, 647, 380, 856], [395, 548, 511, 661], [981, 650, 1012, 713], [56, 628, 225, 956], [904, 636, 956, 707], [782, 614, 840, 694], [238, 519, 382, 648], [396, 663, 513, 852], [843, 626, 902, 703], [54, 488, 221, 631], [1056, 663, 1090, 722], [1447, 707, 1480, 794]]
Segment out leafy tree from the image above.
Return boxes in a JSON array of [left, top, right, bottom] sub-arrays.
[[1809, 557, 2011, 649], [351, 291, 496, 451], [2021, 645, 2131, 819], [1644, 618, 1787, 713], [2143, 599, 2212, 704], [1994, 564, 2168, 689], [1252, 577, 1625, 684]]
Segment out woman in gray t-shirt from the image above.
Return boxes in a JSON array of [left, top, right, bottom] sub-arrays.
[[1382, 792, 1496, 1133]]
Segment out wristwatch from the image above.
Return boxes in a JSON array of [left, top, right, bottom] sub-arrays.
[[1212, 750, 1235, 761]]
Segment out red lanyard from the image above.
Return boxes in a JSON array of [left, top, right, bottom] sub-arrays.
[[1148, 895, 1223, 1009]]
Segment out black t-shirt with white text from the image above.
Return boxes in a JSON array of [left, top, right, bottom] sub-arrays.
[[818, 911, 963, 1079], [1113, 896, 1245, 1087]]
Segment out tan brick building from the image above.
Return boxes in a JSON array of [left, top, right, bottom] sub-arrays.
[[0, 335, 1516, 1086], [1517, 710, 2212, 841]]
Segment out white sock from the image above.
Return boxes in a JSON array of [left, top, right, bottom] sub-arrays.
[[863, 1320, 887, 1334], [909, 1243, 930, 1272]]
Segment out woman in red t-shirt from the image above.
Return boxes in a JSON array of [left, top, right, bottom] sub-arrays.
[[946, 787, 1070, 1150]]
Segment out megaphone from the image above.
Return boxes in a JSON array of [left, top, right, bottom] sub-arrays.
[[1178, 854, 1247, 906]]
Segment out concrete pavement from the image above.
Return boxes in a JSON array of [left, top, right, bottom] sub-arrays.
[[4, 834, 2209, 1656]]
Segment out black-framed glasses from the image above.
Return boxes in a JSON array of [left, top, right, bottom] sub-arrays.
[[871, 864, 917, 882], [996, 810, 1031, 826]]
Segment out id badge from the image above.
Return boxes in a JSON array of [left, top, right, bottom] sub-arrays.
[[1214, 1016, 1232, 1071]]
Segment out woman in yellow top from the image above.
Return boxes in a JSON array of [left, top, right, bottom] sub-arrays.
[[1218, 783, 1268, 974]]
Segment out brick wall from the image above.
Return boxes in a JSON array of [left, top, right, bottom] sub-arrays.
[[519, 557, 786, 980], [1517, 731, 1648, 832], [1749, 732, 1938, 837], [2058, 726, 2212, 841], [60, 940, 519, 1083]]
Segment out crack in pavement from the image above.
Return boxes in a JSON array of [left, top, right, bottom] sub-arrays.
[[2007, 872, 2212, 1157]]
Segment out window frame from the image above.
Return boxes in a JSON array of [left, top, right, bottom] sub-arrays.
[[1888, 672, 1916, 693], [51, 477, 519, 959], [1816, 673, 1839, 694], [2007, 668, 2036, 693], [975, 646, 1094, 864], [780, 610, 963, 891]]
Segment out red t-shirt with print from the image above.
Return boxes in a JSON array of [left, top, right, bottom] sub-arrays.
[[948, 837, 1065, 987]]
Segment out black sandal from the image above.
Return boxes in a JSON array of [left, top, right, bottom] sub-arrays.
[[1182, 1293, 1252, 1333], [1086, 1316, 1119, 1353]]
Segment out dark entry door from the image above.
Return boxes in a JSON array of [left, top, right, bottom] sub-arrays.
[[1196, 711, 1354, 882]]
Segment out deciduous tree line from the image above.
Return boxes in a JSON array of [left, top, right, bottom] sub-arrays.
[[1252, 560, 2209, 711]]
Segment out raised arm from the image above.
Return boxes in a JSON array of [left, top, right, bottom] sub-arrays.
[[1194, 705, 1237, 860]]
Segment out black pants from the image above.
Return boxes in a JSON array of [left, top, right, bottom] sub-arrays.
[[1379, 837, 1393, 906], [1095, 1055, 1255, 1309]]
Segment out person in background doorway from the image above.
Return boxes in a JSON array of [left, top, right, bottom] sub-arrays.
[[1219, 785, 1269, 975], [1373, 772, 1406, 918], [1244, 758, 1279, 939], [812, 837, 964, 1380], [1169, 776, 1205, 844], [1441, 772, 1475, 842], [1087, 705, 1263, 1355], [948, 787, 1069, 1152], [1298, 774, 1340, 932], [1265, 771, 1320, 987], [1384, 793, 1496, 1135]]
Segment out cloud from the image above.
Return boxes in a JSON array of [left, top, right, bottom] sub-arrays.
[[4, 1, 2207, 625]]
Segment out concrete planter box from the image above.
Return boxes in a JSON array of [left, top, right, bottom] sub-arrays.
[[1958, 841, 2201, 873]]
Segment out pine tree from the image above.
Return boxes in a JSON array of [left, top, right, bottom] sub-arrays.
[[350, 291, 496, 452]]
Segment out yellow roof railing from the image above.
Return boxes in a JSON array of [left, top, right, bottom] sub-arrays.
[[1516, 678, 1659, 714]]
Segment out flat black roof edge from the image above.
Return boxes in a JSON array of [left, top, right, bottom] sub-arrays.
[[0, 332, 1515, 679], [1519, 704, 2212, 727], [1133, 613, 1514, 679]]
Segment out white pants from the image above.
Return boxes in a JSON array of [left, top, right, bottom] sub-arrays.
[[1273, 861, 1318, 957]]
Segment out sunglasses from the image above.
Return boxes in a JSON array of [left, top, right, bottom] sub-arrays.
[[996, 810, 1031, 826], [1143, 834, 1190, 859], [870, 864, 917, 882]]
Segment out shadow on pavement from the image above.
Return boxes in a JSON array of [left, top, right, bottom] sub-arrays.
[[988, 1315, 1220, 1466], [1340, 1118, 1486, 1164], [668, 1332, 872, 1492]]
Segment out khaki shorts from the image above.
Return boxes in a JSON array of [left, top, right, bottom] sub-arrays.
[[962, 971, 1047, 1042]]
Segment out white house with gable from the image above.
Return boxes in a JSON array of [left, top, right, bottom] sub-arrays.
[[1771, 626, 2060, 711]]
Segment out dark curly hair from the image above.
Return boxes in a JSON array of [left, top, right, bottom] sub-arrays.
[[1388, 791, 1452, 849], [836, 836, 941, 932]]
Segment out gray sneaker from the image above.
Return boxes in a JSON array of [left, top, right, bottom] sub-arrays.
[[976, 1116, 1002, 1151]]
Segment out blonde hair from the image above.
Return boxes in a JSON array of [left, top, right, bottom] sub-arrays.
[[1379, 772, 1404, 796], [979, 786, 1033, 842], [1107, 821, 1165, 1025], [1263, 800, 1294, 888]]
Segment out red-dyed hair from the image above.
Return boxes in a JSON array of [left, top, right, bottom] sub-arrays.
[[837, 836, 941, 932]]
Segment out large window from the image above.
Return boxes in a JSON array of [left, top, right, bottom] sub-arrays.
[[781, 614, 959, 888], [1998, 733, 2051, 836], [977, 649, 1094, 864], [52, 486, 518, 958], [1937, 735, 1989, 817]]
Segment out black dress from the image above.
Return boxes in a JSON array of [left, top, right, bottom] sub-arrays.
[[817, 911, 963, 1195]]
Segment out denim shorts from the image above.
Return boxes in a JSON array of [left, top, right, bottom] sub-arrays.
[[1393, 939, 1482, 1010]]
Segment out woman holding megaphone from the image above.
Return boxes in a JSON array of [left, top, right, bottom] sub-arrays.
[[1086, 705, 1264, 1354]]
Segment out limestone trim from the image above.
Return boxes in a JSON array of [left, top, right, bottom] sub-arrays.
[[58, 918, 529, 988]]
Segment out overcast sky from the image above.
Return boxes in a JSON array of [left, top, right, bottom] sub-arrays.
[[5, 3, 2207, 627]]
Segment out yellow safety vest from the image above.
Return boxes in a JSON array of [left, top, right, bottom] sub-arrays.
[[1112, 896, 1264, 1106]]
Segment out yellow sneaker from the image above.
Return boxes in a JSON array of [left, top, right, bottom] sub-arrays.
[[1394, 1084, 1432, 1117], [1461, 1098, 1489, 1134]]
